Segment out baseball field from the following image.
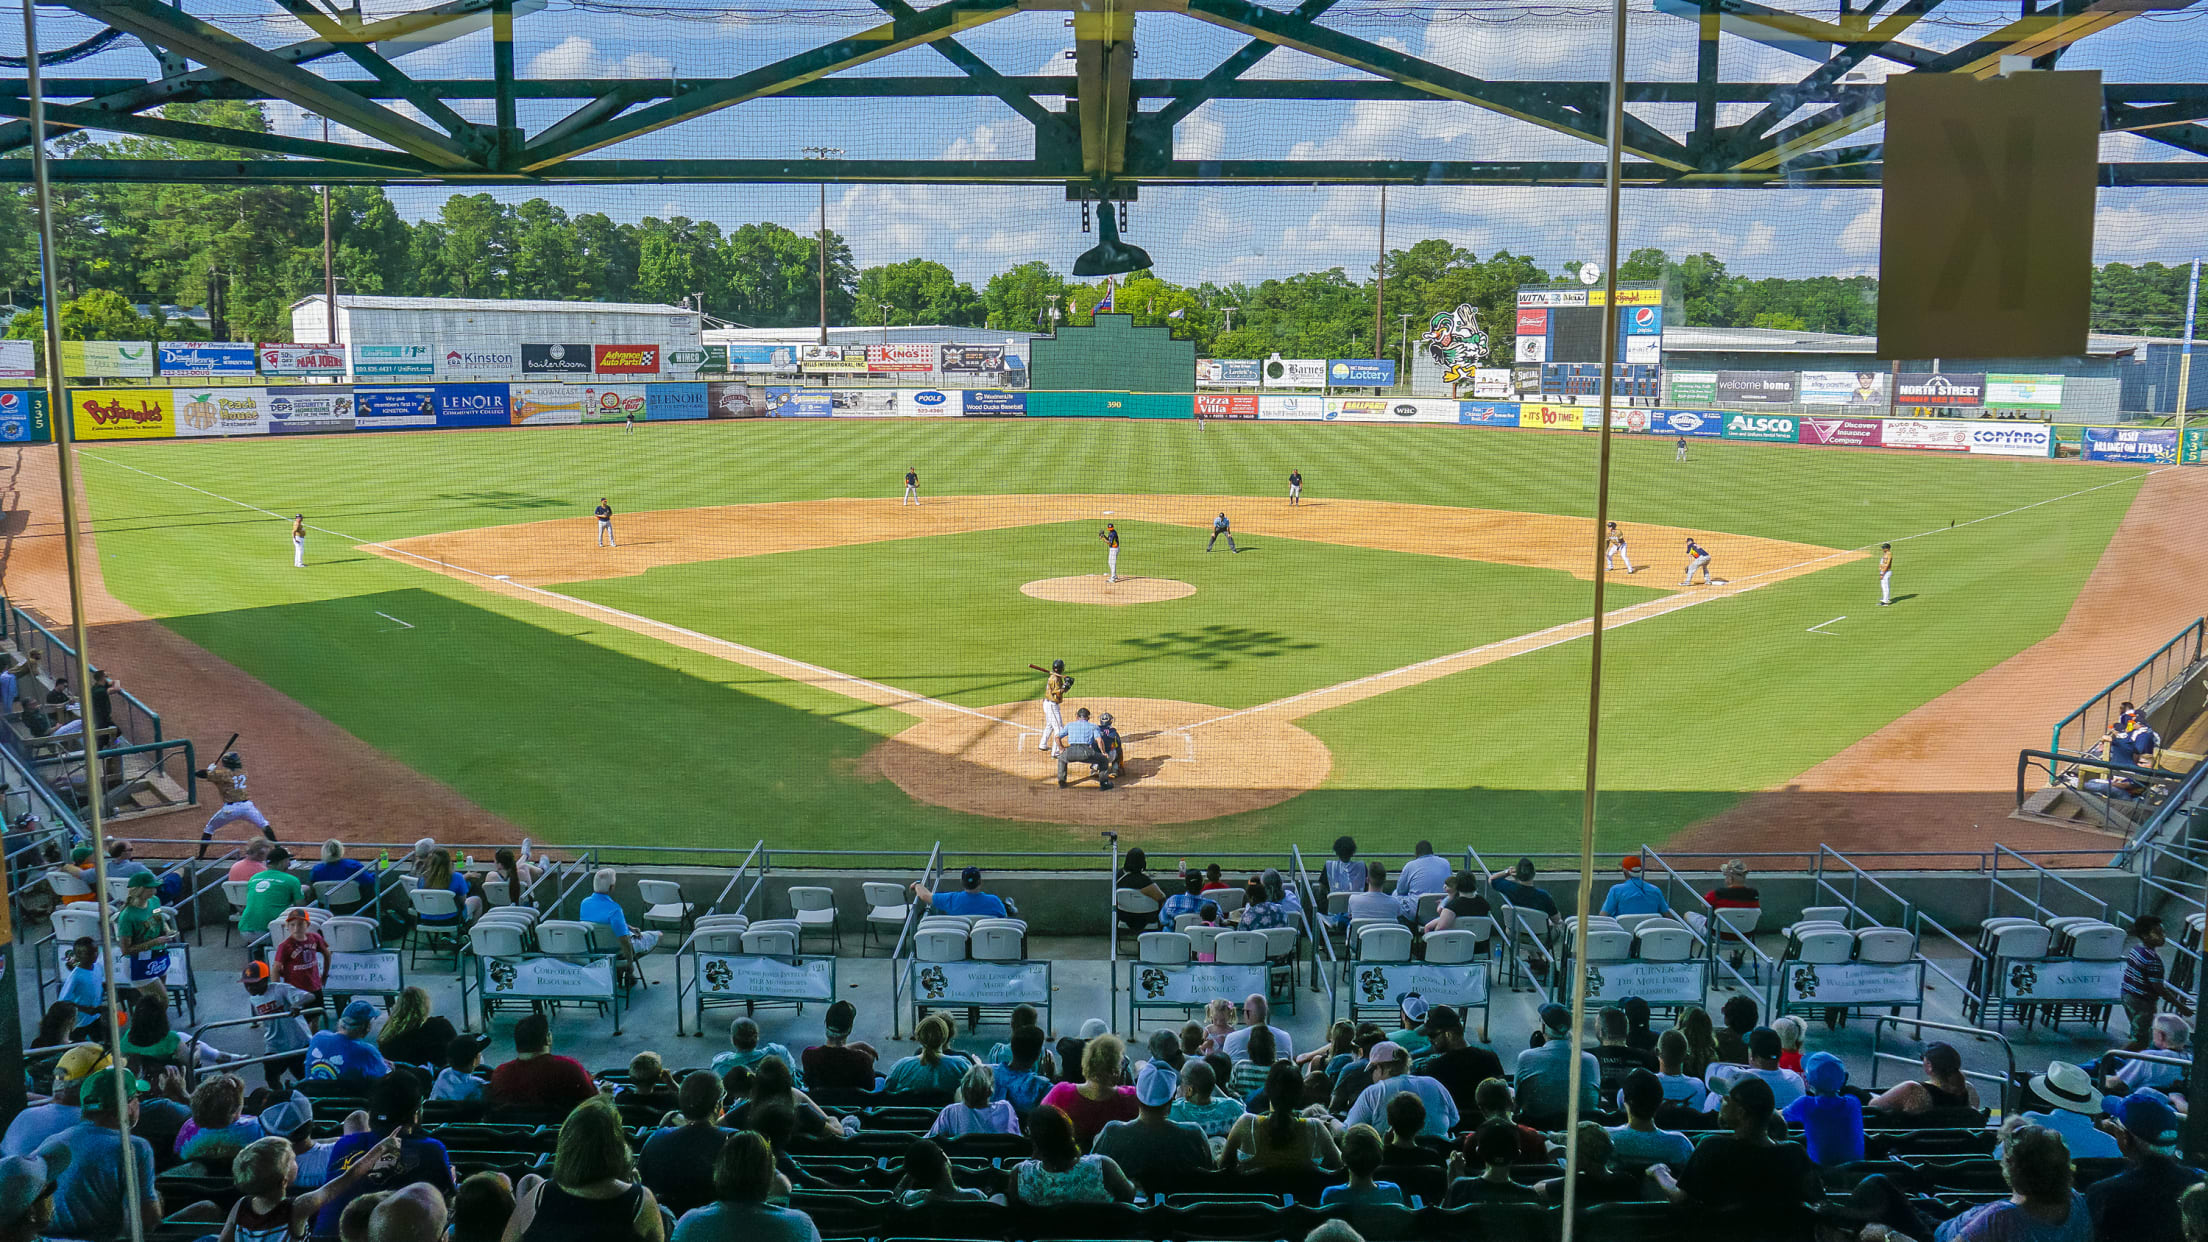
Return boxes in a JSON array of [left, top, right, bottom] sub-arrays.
[[39, 417, 2171, 863]]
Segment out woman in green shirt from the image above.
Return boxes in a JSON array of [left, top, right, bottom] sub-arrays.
[[116, 873, 172, 983]]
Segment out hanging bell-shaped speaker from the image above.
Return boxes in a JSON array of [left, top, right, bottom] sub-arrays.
[[1071, 205, 1152, 277]]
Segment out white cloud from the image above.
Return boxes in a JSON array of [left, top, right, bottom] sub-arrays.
[[526, 35, 672, 80], [944, 124, 1008, 160]]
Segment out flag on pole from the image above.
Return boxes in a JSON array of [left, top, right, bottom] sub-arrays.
[[1097, 279, 1116, 313], [1167, 307, 1186, 320]]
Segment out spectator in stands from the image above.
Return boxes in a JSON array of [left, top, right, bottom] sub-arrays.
[[1347, 862, 1401, 926], [909, 866, 1009, 919], [730, 1058, 844, 1140], [104, 840, 151, 884], [2122, 916, 2194, 1052], [1144, 1029, 1186, 1075], [1771, 1015, 1807, 1072], [369, 1183, 448, 1242], [1010, 1105, 1135, 1206], [1684, 860, 1760, 944], [1378, 1094, 1443, 1171], [928, 1065, 1021, 1138], [1297, 1022, 1356, 1076], [238, 847, 306, 940], [433, 1035, 491, 1104], [0, 1145, 74, 1242], [3, 1047, 100, 1158], [988, 1005, 1058, 1076], [671, 1131, 815, 1242], [1114, 849, 1168, 933], [2087, 1088, 2202, 1242], [34, 1067, 160, 1242], [310, 1074, 454, 1238], [1781, 1053, 1864, 1167], [1648, 1077, 1818, 1227], [1489, 858, 1556, 917], [1867, 1041, 1978, 1116], [2015, 1061, 2119, 1159], [228, 838, 274, 884], [1930, 1122, 2085, 1242], [1411, 1004, 1501, 1119], [1384, 996, 1432, 1056], [55, 940, 108, 1042], [712, 1018, 800, 1088], [1600, 857, 1669, 918], [619, 1053, 680, 1116], [1159, 872, 1207, 931], [307, 1001, 391, 1082], [1321, 1126, 1406, 1210], [1227, 1025, 1280, 1100], [579, 870, 656, 960], [1223, 1062, 1340, 1175], [1534, 1123, 1645, 1206], [491, 846, 541, 898], [2187, 1185, 2208, 1242], [1397, 841, 1450, 907], [1236, 874, 1290, 931], [1168, 1059, 1244, 1147], [273, 908, 331, 1000], [1593, 1006, 1658, 1099], [1094, 1062, 1212, 1191], [639, 1071, 736, 1216], [1040, 1033, 1136, 1147], [375, 986, 458, 1070], [174, 1073, 261, 1164], [1674, 1007, 1721, 1080], [1608, 1070, 1694, 1170], [1345, 1042, 1458, 1138], [1323, 837, 1363, 907], [891, 1138, 994, 1207], [1707, 1028, 1805, 1112], [1221, 995, 1294, 1061], [450, 1172, 516, 1242], [1472, 1079, 1550, 1162], [1421, 871, 1490, 943], [2110, 1013, 2193, 1098], [1515, 1004, 1599, 1127], [411, 849, 476, 927], [1200, 1001, 1236, 1053], [992, 1025, 1054, 1115], [311, 840, 372, 911], [119, 992, 238, 1075], [1444, 1120, 1541, 1207], [337, 1191, 385, 1242], [220, 1131, 402, 1242], [800, 1001, 877, 1092], [884, 1014, 971, 1096], [1264, 868, 1301, 921], [241, 963, 314, 1088], [1714, 996, 1758, 1065], [489, 1014, 598, 1116], [504, 1098, 664, 1242]]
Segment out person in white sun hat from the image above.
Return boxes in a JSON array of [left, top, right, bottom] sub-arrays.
[[2008, 1061, 2118, 1159]]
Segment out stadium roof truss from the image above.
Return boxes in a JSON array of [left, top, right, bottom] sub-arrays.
[[1, 0, 2203, 188]]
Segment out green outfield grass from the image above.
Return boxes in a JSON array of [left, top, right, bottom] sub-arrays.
[[72, 419, 2145, 859]]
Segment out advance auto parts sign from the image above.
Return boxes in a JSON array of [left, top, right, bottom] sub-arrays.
[[1722, 413, 1799, 442], [593, 344, 661, 376]]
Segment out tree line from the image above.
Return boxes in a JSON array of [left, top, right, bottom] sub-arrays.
[[2, 102, 2195, 354]]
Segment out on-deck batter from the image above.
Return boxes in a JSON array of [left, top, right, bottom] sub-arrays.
[[1038, 659, 1071, 757]]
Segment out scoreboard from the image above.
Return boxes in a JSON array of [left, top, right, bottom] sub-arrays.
[[1515, 283, 1666, 402]]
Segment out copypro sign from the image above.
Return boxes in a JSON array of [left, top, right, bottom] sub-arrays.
[[592, 344, 660, 376], [1967, 423, 2053, 457], [1327, 359, 1397, 387], [1722, 413, 1800, 442], [156, 342, 257, 376], [521, 343, 593, 375]]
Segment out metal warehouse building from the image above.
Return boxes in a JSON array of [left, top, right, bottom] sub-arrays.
[[291, 295, 703, 379]]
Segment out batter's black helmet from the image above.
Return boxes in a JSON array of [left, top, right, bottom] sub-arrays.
[[1051, 659, 1064, 672], [220, 751, 243, 770]]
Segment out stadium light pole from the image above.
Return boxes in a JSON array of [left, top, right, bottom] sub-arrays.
[[803, 146, 843, 346], [322, 116, 336, 342], [19, 2, 144, 1237], [2179, 258, 2197, 460], [1372, 184, 1386, 359]]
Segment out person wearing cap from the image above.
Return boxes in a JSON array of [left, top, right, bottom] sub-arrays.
[[1648, 1076, 1818, 1224], [2013, 1061, 2120, 1159], [1514, 1003, 1599, 1127], [1344, 1041, 1460, 1138], [311, 1075, 455, 1239], [307, 1001, 392, 1082], [0, 1047, 104, 1159], [1385, 995, 1433, 1057], [1599, 856, 1670, 918], [2086, 1089, 2203, 1242], [910, 866, 1009, 919], [56, 846, 97, 904], [800, 1000, 879, 1092], [35, 1066, 163, 1242], [241, 961, 316, 1088], [1157, 871, 1208, 932], [1866, 1040, 1979, 1116], [238, 846, 306, 940], [273, 906, 332, 1000], [433, 1034, 494, 1104], [488, 1014, 597, 1116], [1779, 1053, 1864, 1167], [254, 1090, 333, 1186], [112, 872, 173, 985], [1706, 1027, 1806, 1112], [1091, 1060, 1212, 1192], [1219, 994, 1294, 1062], [0, 1146, 71, 1242], [1412, 1004, 1503, 1118]]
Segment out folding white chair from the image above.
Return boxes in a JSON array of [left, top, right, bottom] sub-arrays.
[[403, 886, 466, 970], [1412, 892, 1445, 924], [971, 922, 1023, 962], [1790, 927, 1855, 965], [1210, 888, 1247, 917], [1581, 929, 1635, 964], [467, 920, 527, 960], [1854, 927, 1916, 964], [2064, 922, 2125, 960], [1139, 932, 1192, 965], [1262, 924, 1302, 1004], [1786, 906, 1852, 936], [1214, 930, 1271, 965], [913, 927, 965, 962], [1422, 929, 1481, 965], [481, 877, 511, 909], [786, 887, 839, 954], [1636, 926, 1695, 962], [534, 920, 597, 958], [1189, 924, 1224, 960], [862, 882, 909, 955], [219, 879, 252, 946], [1353, 925, 1412, 964], [322, 916, 381, 955], [313, 879, 364, 911], [639, 880, 695, 939], [741, 924, 801, 957]]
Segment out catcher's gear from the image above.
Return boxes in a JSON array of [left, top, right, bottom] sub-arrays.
[[1051, 659, 1064, 672], [219, 751, 243, 770], [1099, 713, 1114, 727]]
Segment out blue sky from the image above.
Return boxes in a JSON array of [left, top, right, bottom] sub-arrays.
[[17, 0, 2205, 287]]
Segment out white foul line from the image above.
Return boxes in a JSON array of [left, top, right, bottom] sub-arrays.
[[375, 611, 416, 630], [1805, 616, 1846, 635]]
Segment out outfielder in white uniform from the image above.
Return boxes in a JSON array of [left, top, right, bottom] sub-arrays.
[[1878, 543, 1893, 605], [1604, 522, 1635, 574], [1681, 537, 1714, 587], [1039, 660, 1070, 757], [195, 750, 274, 859], [292, 514, 306, 568]]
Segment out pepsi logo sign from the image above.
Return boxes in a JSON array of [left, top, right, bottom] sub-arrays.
[[1632, 307, 1656, 328]]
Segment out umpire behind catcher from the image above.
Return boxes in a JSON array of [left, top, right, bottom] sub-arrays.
[[1056, 707, 1114, 790]]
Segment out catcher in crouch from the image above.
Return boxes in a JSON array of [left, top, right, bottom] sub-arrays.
[[195, 749, 276, 859]]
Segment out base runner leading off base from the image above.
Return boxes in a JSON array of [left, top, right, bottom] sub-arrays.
[[1605, 521, 1635, 574], [1039, 659, 1071, 757], [195, 749, 275, 859], [1099, 523, 1120, 583]]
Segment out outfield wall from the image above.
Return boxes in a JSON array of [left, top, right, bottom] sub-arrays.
[[22, 382, 2206, 465]]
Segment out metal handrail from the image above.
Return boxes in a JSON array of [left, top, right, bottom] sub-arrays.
[[888, 842, 944, 1039], [24, 736, 199, 818], [1867, 1015, 2016, 1115], [703, 841, 765, 916], [1989, 843, 2114, 927], [1814, 845, 1916, 932], [1289, 844, 1336, 1012], [0, 598, 166, 745], [1912, 910, 1987, 1015], [2051, 616, 2205, 759], [1106, 837, 1122, 1031], [1645, 849, 1776, 1001]]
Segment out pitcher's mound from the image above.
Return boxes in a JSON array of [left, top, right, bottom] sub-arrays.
[[862, 697, 1329, 826], [1021, 576, 1194, 605]]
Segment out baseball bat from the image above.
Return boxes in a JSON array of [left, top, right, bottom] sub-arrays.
[[1028, 664, 1051, 674], [222, 731, 239, 754]]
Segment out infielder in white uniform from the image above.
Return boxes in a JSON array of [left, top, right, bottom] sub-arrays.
[[292, 514, 306, 568], [1878, 542, 1893, 605], [1681, 536, 1714, 586], [194, 750, 274, 859], [1039, 660, 1070, 757], [1604, 521, 1636, 574]]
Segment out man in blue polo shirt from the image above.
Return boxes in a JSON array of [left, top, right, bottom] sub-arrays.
[[912, 867, 1009, 919], [1055, 707, 1112, 790], [1600, 857, 1670, 917]]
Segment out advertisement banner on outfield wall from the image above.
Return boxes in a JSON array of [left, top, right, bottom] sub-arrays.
[[801, 345, 865, 374], [357, 344, 435, 378], [1324, 397, 1456, 422], [510, 383, 585, 425], [1518, 403, 1584, 431], [259, 344, 348, 376], [1471, 369, 1515, 399], [0, 341, 33, 379], [1196, 359, 1261, 387], [1880, 418, 1971, 451], [962, 390, 1023, 416], [1984, 374, 2066, 408], [939, 345, 1010, 378], [2186, 427, 2205, 464], [828, 389, 901, 416], [669, 346, 722, 375], [1262, 357, 1326, 388], [2083, 427, 2180, 463], [765, 387, 834, 417], [1195, 394, 1259, 419], [521, 344, 593, 376], [1895, 371, 1985, 407], [902, 388, 960, 416], [646, 383, 707, 420], [72, 388, 174, 440], [1456, 402, 1520, 426], [706, 381, 769, 418], [1797, 416, 1884, 447], [157, 342, 257, 377], [176, 388, 268, 436], [1514, 337, 1547, 364], [727, 345, 800, 375], [441, 345, 520, 376], [266, 386, 353, 434], [576, 384, 648, 423], [354, 386, 438, 429], [1327, 359, 1397, 387], [1716, 370, 1798, 404], [866, 344, 933, 373], [1721, 413, 1799, 442], [1256, 395, 1325, 420], [60, 341, 155, 378], [0, 390, 49, 443], [1667, 371, 1718, 404], [1967, 424, 2053, 457], [1649, 409, 1724, 437], [591, 344, 660, 376], [433, 382, 511, 428], [1799, 371, 1888, 406]]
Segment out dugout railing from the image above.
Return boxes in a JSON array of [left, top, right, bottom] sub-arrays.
[[0, 597, 166, 747], [2050, 616, 2206, 768]]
